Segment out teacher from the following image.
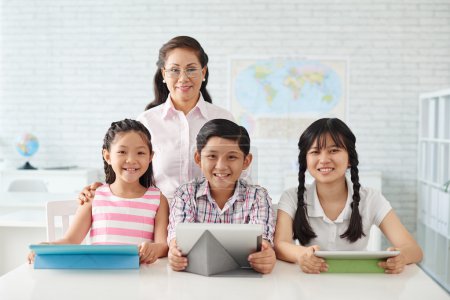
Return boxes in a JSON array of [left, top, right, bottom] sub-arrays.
[[78, 36, 234, 203]]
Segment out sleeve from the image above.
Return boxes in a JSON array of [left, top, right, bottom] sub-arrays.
[[167, 184, 197, 243], [277, 188, 299, 220], [368, 189, 393, 226], [248, 187, 275, 245]]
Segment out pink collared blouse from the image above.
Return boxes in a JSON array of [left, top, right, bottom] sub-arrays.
[[137, 94, 234, 201]]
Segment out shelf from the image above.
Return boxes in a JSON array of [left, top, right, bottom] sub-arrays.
[[417, 88, 450, 293]]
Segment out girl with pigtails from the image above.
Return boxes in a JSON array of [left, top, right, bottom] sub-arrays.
[[274, 118, 422, 274]]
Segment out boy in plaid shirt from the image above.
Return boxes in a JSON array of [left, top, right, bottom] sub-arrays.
[[168, 119, 276, 274]]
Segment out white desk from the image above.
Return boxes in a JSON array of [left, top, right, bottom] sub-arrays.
[[0, 192, 77, 275], [0, 259, 448, 300]]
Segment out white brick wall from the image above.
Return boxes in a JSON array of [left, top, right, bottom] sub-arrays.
[[1, 0, 449, 232]]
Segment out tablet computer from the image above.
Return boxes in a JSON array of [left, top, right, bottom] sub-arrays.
[[176, 223, 263, 268], [29, 244, 139, 269], [314, 250, 400, 259], [314, 250, 400, 273], [30, 244, 138, 255]]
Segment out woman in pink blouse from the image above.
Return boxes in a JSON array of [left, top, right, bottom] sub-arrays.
[[79, 36, 234, 202]]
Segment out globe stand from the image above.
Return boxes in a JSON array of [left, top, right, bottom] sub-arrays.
[[18, 161, 37, 170]]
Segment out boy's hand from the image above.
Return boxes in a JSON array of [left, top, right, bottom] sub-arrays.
[[378, 247, 406, 274], [138, 242, 158, 264], [168, 239, 188, 271], [78, 182, 102, 205], [248, 240, 276, 274], [296, 245, 328, 274]]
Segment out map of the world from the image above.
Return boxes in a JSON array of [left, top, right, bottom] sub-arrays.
[[232, 59, 344, 116], [230, 57, 347, 139]]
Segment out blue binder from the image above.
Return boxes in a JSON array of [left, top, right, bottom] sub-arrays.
[[30, 244, 139, 269]]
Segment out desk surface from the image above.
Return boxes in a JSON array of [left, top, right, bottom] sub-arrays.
[[0, 259, 448, 300]]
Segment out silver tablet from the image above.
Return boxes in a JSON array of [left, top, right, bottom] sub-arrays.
[[314, 250, 400, 259], [176, 223, 263, 267]]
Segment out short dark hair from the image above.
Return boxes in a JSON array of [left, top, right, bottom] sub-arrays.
[[102, 119, 155, 188], [196, 119, 250, 156]]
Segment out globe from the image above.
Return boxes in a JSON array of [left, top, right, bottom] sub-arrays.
[[15, 133, 39, 169]]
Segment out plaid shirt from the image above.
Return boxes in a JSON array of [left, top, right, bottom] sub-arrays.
[[168, 177, 275, 244]]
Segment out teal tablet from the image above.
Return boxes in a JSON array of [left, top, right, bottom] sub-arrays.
[[30, 244, 139, 269]]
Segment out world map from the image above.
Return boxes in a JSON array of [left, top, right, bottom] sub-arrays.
[[233, 59, 343, 116]]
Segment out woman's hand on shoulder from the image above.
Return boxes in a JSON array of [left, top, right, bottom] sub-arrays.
[[378, 247, 406, 274], [78, 182, 102, 205], [168, 239, 187, 271], [296, 245, 328, 274]]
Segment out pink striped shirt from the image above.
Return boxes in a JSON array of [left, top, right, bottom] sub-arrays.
[[90, 185, 160, 245]]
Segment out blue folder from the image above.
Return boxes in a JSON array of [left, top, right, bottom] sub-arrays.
[[30, 244, 139, 269]]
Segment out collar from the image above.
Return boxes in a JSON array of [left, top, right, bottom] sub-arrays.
[[161, 93, 208, 120], [195, 177, 242, 210], [307, 176, 354, 223]]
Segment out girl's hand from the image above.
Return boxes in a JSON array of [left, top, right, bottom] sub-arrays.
[[248, 240, 276, 274], [138, 242, 158, 264], [296, 245, 328, 274], [27, 251, 35, 264], [168, 239, 188, 271], [378, 247, 406, 274], [78, 182, 102, 205], [27, 242, 51, 264]]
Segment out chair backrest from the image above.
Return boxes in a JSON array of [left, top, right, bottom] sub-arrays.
[[8, 179, 48, 192], [46, 200, 78, 242]]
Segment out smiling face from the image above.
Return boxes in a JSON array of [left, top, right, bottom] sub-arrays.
[[306, 133, 349, 186], [162, 47, 207, 110], [195, 137, 252, 198], [103, 131, 153, 187]]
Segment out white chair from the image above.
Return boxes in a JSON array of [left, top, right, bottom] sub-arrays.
[[46, 200, 78, 242], [8, 179, 48, 192]]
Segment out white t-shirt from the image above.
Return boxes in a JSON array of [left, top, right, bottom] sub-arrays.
[[278, 176, 392, 250]]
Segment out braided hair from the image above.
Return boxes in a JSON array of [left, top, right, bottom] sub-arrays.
[[102, 119, 155, 188], [145, 36, 212, 110], [293, 118, 364, 245]]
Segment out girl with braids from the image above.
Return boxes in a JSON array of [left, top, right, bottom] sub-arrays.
[[28, 119, 169, 265], [274, 118, 422, 274], [78, 36, 234, 203]]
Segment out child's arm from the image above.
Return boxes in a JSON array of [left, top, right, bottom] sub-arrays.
[[274, 210, 327, 274], [52, 201, 93, 244], [378, 210, 423, 274], [139, 193, 169, 264]]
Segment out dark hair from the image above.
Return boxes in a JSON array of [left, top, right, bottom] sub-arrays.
[[196, 119, 250, 156], [293, 118, 364, 245], [102, 119, 155, 188], [145, 36, 212, 110]]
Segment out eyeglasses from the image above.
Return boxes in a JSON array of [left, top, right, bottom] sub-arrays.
[[163, 67, 203, 79]]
